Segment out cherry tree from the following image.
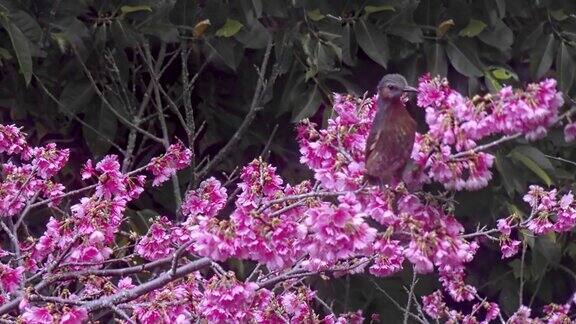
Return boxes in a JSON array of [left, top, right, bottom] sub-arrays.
[[0, 75, 575, 323]]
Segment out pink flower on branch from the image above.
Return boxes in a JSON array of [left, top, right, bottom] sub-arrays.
[[148, 140, 192, 186]]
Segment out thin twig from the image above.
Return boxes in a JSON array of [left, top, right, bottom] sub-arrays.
[[196, 39, 276, 180], [34, 75, 127, 154], [71, 44, 164, 143], [111, 305, 136, 324], [403, 271, 418, 324], [369, 278, 426, 324], [519, 240, 527, 306]]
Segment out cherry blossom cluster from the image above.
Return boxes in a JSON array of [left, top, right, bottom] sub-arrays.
[[413, 75, 564, 190], [147, 141, 192, 186], [491, 185, 576, 260], [294, 85, 576, 321], [1, 73, 576, 323], [423, 289, 576, 323]]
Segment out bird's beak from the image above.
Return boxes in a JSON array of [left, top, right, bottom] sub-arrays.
[[403, 85, 418, 93]]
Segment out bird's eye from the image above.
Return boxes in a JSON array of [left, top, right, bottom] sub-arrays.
[[387, 85, 394, 90]]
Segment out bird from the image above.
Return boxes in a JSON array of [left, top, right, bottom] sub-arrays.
[[364, 74, 418, 187]]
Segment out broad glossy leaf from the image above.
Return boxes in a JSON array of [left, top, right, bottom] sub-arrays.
[[354, 18, 388, 68], [307, 9, 325, 21], [59, 80, 94, 114], [424, 42, 447, 77], [234, 20, 270, 49], [216, 19, 244, 37], [530, 33, 556, 79], [83, 102, 118, 157], [556, 42, 575, 94], [446, 40, 483, 77], [495, 152, 525, 196], [10, 10, 41, 43], [479, 19, 513, 50], [534, 235, 561, 265], [551, 9, 568, 21], [120, 5, 152, 14], [388, 24, 422, 43], [205, 38, 240, 71], [203, 0, 228, 29], [341, 23, 356, 66], [292, 85, 322, 122], [511, 146, 554, 171], [0, 16, 32, 85], [251, 0, 263, 18], [458, 19, 486, 37], [522, 22, 544, 51], [491, 68, 515, 80], [509, 147, 553, 186], [170, 0, 197, 26], [317, 42, 339, 72], [485, 72, 501, 92], [364, 5, 395, 14], [495, 0, 506, 17]]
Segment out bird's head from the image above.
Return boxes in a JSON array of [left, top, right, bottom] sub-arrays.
[[377, 74, 418, 101]]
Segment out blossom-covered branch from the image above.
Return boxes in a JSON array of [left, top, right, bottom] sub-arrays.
[[0, 75, 575, 323]]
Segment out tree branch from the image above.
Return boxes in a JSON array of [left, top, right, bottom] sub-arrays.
[[196, 39, 277, 180]]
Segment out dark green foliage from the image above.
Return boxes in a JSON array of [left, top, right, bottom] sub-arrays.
[[0, 0, 576, 319]]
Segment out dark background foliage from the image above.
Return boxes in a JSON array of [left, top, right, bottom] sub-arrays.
[[1, 0, 576, 321]]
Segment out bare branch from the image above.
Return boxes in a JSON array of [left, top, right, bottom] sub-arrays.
[[84, 257, 211, 311], [196, 39, 278, 180]]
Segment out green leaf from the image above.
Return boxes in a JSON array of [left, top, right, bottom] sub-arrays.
[[388, 24, 422, 43], [0, 47, 12, 60], [458, 19, 487, 37], [485, 72, 502, 92], [556, 42, 575, 93], [83, 102, 118, 157], [354, 18, 389, 68], [341, 23, 356, 66], [534, 234, 561, 265], [216, 19, 244, 37], [59, 80, 94, 114], [551, 9, 568, 21], [446, 40, 483, 77], [10, 10, 42, 43], [522, 23, 544, 51], [495, 152, 526, 196], [486, 67, 517, 92], [307, 9, 325, 21], [0, 16, 32, 85], [478, 19, 513, 50], [492, 68, 514, 80], [292, 85, 322, 122], [509, 147, 553, 186], [512, 146, 554, 171], [120, 5, 152, 14], [205, 38, 240, 71], [234, 20, 270, 49], [170, 0, 197, 26], [530, 33, 556, 79], [424, 42, 447, 77], [364, 5, 395, 14], [316, 43, 333, 72], [304, 67, 317, 81]]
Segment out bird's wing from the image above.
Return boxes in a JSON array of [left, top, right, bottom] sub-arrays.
[[364, 127, 381, 163], [365, 110, 416, 180]]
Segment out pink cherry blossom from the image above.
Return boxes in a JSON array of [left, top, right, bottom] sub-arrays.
[[182, 177, 227, 218], [148, 141, 192, 186]]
